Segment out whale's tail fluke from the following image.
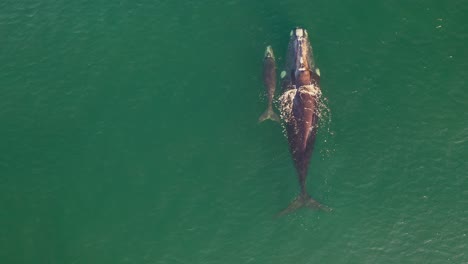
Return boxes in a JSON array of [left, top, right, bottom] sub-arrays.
[[258, 106, 280, 123], [277, 193, 331, 217]]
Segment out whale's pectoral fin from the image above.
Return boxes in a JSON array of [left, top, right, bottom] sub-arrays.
[[276, 193, 331, 217], [315, 68, 321, 76], [280, 71, 286, 79]]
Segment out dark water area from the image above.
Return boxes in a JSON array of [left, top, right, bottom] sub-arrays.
[[1, 0, 467, 263]]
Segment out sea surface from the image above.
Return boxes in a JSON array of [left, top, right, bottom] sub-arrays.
[[1, 0, 467, 263]]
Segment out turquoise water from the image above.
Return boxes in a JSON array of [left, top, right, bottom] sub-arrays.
[[1, 0, 467, 263]]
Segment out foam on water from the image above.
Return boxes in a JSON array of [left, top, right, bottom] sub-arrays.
[[276, 85, 333, 149]]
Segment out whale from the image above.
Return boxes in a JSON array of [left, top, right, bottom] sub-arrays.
[[277, 27, 330, 215], [259, 45, 281, 123]]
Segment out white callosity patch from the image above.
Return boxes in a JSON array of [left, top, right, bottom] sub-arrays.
[[265, 45, 274, 59]]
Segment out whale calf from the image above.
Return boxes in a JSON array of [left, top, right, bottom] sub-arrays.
[[258, 45, 281, 123]]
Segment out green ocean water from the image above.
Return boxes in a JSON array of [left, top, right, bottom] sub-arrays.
[[1, 0, 468, 263]]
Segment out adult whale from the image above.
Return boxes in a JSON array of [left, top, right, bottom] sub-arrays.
[[278, 28, 330, 215]]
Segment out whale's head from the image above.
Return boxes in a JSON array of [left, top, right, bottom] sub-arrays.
[[284, 27, 317, 86], [264, 45, 275, 59], [289, 27, 314, 71]]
